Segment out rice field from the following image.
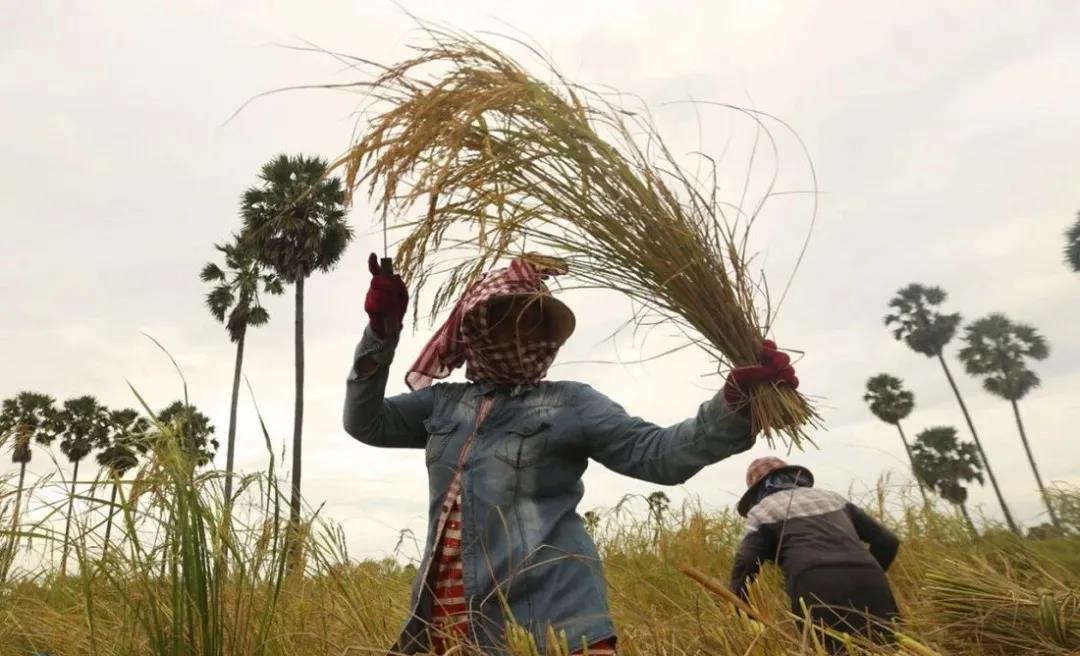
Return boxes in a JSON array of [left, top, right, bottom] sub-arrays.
[[1, 428, 1077, 656]]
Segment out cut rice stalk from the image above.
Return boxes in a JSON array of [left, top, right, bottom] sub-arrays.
[[332, 30, 818, 446]]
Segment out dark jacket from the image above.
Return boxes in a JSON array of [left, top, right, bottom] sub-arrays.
[[730, 486, 900, 600]]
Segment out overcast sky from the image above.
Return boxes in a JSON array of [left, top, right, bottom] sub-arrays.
[[3, 1, 1079, 562]]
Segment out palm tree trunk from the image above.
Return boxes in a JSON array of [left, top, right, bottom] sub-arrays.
[[12, 462, 27, 534], [61, 459, 80, 577], [1, 462, 29, 582], [288, 277, 305, 543], [937, 353, 1020, 535], [1010, 399, 1060, 530], [224, 327, 247, 505], [894, 421, 931, 507], [102, 482, 119, 560], [957, 502, 977, 537]]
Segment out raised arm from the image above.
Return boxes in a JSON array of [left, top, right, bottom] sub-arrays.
[[576, 340, 799, 485], [343, 253, 431, 449], [343, 327, 433, 449], [575, 383, 754, 485], [846, 503, 900, 571]]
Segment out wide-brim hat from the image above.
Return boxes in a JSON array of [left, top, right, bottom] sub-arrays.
[[736, 456, 814, 517], [485, 293, 576, 346]]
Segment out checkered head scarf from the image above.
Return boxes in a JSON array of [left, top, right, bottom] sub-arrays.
[[405, 255, 569, 390]]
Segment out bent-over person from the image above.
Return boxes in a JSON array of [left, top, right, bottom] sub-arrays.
[[730, 457, 901, 652]]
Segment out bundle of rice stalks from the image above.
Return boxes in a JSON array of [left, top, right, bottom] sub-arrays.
[[924, 555, 1080, 654], [334, 29, 817, 444]]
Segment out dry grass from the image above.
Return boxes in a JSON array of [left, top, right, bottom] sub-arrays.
[[2, 447, 1078, 656], [328, 29, 817, 446], [923, 553, 1080, 653]]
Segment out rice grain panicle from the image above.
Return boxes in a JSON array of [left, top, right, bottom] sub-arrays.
[[332, 29, 819, 446]]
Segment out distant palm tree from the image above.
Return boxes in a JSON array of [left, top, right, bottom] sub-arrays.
[[54, 395, 109, 576], [96, 408, 150, 558], [145, 401, 216, 578], [1065, 211, 1080, 272], [201, 234, 283, 504], [863, 374, 929, 506], [646, 490, 671, 544], [646, 491, 671, 525], [0, 391, 56, 580], [156, 401, 218, 468], [241, 154, 352, 536], [958, 314, 1057, 529], [0, 392, 56, 532], [885, 283, 1019, 534], [911, 426, 984, 535]]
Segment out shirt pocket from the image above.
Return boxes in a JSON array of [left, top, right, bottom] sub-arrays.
[[424, 418, 458, 465], [495, 420, 551, 468]]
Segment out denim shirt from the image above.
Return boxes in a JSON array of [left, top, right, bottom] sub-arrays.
[[343, 327, 756, 654]]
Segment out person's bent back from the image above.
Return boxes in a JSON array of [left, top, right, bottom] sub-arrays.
[[730, 457, 900, 652]]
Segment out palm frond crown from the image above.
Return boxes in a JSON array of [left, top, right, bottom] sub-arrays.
[[0, 391, 57, 464], [156, 401, 218, 467], [884, 283, 962, 357], [240, 154, 352, 283], [958, 313, 1048, 401], [95, 408, 151, 476], [201, 232, 284, 342], [1065, 211, 1080, 272], [911, 426, 984, 505], [54, 396, 109, 465], [863, 373, 915, 424]]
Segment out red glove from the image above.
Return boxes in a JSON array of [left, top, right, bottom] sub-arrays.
[[365, 253, 408, 337], [723, 340, 799, 416]]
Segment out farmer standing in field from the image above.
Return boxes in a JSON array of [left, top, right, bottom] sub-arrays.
[[344, 252, 799, 655], [730, 457, 901, 652]]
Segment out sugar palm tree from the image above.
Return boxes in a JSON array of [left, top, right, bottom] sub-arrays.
[[885, 283, 1019, 534], [0, 392, 56, 533], [647, 490, 671, 544], [911, 426, 984, 535], [96, 408, 150, 558], [958, 314, 1057, 529], [156, 401, 218, 468], [1065, 211, 1080, 272], [647, 491, 670, 524], [863, 374, 929, 506], [0, 391, 56, 580], [145, 401, 216, 578], [241, 154, 352, 535], [201, 234, 283, 504], [54, 395, 109, 575]]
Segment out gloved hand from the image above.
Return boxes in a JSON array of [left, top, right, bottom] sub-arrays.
[[723, 340, 799, 416], [365, 253, 408, 337]]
